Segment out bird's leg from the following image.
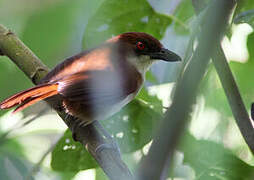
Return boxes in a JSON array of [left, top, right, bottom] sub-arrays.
[[68, 116, 88, 142], [69, 117, 121, 157], [93, 121, 121, 157]]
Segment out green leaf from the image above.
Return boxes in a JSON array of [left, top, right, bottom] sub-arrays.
[[51, 130, 97, 172], [51, 98, 162, 172], [200, 65, 232, 117], [102, 99, 161, 153], [95, 167, 108, 180], [236, 0, 254, 14], [179, 133, 254, 180], [22, 1, 79, 66], [136, 87, 163, 114], [145, 71, 158, 84], [234, 10, 254, 28], [0, 138, 24, 156], [173, 0, 194, 34], [82, 0, 172, 48]]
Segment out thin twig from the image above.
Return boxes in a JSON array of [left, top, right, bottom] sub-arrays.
[[166, 14, 189, 31], [191, 0, 254, 154], [137, 0, 236, 179], [213, 46, 254, 153], [0, 24, 133, 180]]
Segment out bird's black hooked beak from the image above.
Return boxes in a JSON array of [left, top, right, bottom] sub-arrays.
[[149, 48, 181, 62]]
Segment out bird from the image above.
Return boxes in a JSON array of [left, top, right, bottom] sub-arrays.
[[0, 32, 181, 127]]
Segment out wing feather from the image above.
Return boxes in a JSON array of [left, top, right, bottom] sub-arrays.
[[57, 70, 141, 108]]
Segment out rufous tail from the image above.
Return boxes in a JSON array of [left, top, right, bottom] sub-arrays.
[[0, 83, 58, 113]]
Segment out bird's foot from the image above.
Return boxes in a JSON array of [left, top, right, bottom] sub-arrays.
[[93, 121, 121, 157], [70, 118, 91, 141], [95, 141, 121, 157]]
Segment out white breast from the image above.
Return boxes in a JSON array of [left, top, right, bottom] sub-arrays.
[[126, 55, 155, 75], [96, 93, 136, 121]]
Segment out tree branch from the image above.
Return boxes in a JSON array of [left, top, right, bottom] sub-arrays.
[[191, 0, 254, 154], [137, 0, 236, 179], [213, 46, 254, 153], [0, 24, 133, 180]]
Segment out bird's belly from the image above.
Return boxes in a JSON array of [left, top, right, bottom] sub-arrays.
[[97, 93, 135, 120]]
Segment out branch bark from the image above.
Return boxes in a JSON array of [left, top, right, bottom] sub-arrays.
[[0, 24, 133, 180], [137, 0, 236, 179], [192, 0, 254, 154]]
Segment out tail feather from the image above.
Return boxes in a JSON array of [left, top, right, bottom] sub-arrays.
[[0, 83, 58, 113]]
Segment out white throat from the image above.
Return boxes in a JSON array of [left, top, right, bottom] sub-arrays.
[[126, 55, 155, 75]]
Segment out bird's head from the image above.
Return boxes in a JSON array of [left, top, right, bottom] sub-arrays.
[[107, 32, 181, 74]]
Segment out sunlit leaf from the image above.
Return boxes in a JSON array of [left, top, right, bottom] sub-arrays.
[[51, 130, 97, 172], [137, 88, 163, 114], [102, 99, 161, 153]]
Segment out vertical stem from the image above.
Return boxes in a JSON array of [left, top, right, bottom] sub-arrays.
[[137, 0, 236, 179], [212, 46, 254, 153]]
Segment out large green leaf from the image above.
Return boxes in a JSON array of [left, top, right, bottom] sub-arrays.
[[82, 0, 172, 48], [101, 99, 161, 153], [51, 98, 162, 172], [51, 130, 97, 172], [179, 133, 254, 180]]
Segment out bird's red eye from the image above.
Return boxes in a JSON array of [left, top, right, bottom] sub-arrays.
[[137, 42, 145, 50]]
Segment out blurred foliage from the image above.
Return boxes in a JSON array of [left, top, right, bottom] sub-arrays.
[[1, 0, 254, 179], [173, 0, 194, 34], [0, 136, 33, 179], [82, 0, 173, 48], [234, 10, 254, 28], [237, 0, 254, 13], [180, 133, 254, 180]]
